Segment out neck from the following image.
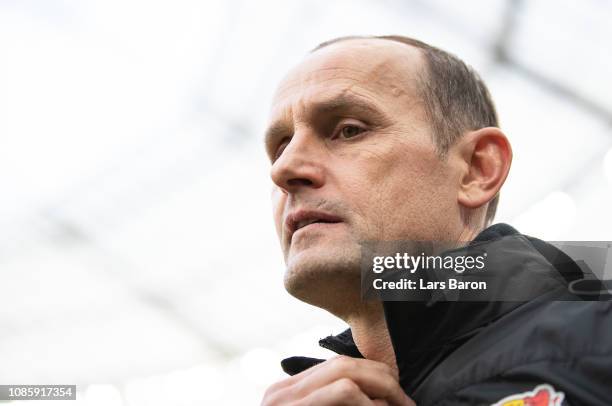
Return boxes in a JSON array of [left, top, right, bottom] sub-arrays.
[[345, 301, 398, 376], [457, 226, 480, 243], [458, 207, 487, 242], [319, 223, 487, 374]]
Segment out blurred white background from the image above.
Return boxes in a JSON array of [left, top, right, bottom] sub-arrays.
[[1, 0, 611, 404]]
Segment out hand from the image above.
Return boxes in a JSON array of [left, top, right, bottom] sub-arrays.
[[261, 355, 416, 406]]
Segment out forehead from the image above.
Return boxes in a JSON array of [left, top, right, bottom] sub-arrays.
[[270, 38, 425, 118]]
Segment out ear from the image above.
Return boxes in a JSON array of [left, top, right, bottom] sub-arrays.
[[456, 127, 512, 210]]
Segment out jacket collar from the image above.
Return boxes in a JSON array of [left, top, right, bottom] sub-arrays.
[[280, 223, 583, 388], [280, 328, 362, 376]]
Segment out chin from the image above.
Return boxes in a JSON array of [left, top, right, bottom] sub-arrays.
[[283, 243, 362, 311]]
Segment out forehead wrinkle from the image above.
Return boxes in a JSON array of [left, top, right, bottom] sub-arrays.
[[265, 87, 393, 146], [265, 89, 419, 155], [274, 66, 365, 104], [298, 64, 418, 114], [266, 41, 428, 147], [314, 40, 424, 93], [272, 44, 421, 114], [303, 88, 392, 124]]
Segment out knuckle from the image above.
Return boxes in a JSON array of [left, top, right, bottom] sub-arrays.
[[335, 378, 359, 397], [374, 361, 399, 382], [381, 376, 397, 394], [261, 382, 291, 406], [332, 355, 355, 371], [263, 380, 283, 397]]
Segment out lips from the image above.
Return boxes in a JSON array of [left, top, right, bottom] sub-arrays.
[[285, 210, 343, 240]]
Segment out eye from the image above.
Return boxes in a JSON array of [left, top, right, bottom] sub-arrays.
[[336, 123, 366, 139], [273, 138, 290, 161]]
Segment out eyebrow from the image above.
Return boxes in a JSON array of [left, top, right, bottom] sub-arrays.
[[264, 93, 390, 152]]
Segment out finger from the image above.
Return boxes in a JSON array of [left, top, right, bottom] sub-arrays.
[[262, 358, 350, 405], [294, 378, 377, 406], [268, 355, 338, 392], [272, 354, 383, 391], [293, 357, 411, 406]]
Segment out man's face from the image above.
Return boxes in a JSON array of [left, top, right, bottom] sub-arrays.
[[265, 39, 461, 299]]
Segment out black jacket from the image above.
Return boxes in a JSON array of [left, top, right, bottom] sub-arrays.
[[281, 224, 612, 405]]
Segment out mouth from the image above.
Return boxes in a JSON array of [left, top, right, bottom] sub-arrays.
[[285, 210, 343, 241]]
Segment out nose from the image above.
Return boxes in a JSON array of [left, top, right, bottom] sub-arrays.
[[270, 131, 325, 193]]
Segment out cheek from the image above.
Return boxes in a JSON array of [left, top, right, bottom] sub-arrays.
[[361, 140, 440, 196], [339, 140, 451, 237]]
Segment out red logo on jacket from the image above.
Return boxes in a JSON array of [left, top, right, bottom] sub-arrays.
[[492, 384, 565, 406]]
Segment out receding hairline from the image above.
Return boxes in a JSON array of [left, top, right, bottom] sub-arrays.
[[270, 36, 430, 125], [311, 35, 425, 54], [308, 36, 433, 118], [308, 36, 430, 80], [300, 36, 432, 121]]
